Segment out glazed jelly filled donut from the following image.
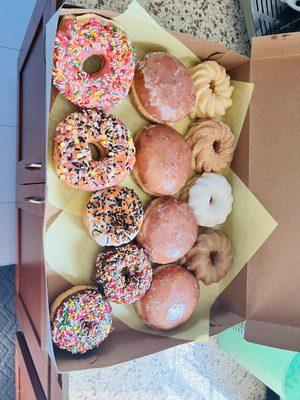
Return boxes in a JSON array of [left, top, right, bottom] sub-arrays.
[[94, 244, 153, 304], [53, 14, 135, 109], [53, 109, 135, 191]]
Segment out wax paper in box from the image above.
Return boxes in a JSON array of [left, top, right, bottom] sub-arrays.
[[45, 1, 277, 341]]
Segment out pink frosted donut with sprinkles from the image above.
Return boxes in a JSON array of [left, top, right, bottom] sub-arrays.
[[94, 244, 153, 304], [52, 14, 135, 109], [50, 285, 112, 354], [53, 109, 135, 191]]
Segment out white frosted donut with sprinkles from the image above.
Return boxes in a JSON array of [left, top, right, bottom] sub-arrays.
[[53, 109, 135, 191], [83, 186, 144, 247], [52, 14, 135, 109]]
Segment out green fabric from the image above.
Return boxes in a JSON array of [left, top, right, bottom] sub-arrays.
[[218, 324, 300, 399], [284, 353, 300, 400]]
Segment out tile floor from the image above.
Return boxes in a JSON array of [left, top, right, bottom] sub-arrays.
[[0, 265, 19, 400]]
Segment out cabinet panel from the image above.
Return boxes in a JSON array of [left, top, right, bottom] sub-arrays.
[[16, 184, 48, 394], [15, 332, 46, 400], [17, 1, 47, 184]]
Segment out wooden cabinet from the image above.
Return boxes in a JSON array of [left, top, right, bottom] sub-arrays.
[[16, 184, 48, 394], [15, 332, 46, 400], [16, 1, 62, 399], [17, 0, 48, 184]]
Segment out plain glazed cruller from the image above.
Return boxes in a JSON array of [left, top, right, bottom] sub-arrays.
[[50, 285, 112, 354], [137, 198, 198, 264], [186, 120, 235, 173], [180, 228, 233, 285], [135, 265, 200, 330], [133, 124, 192, 196], [189, 60, 233, 119], [131, 52, 196, 124], [83, 186, 144, 247], [53, 109, 135, 191], [53, 14, 135, 109]]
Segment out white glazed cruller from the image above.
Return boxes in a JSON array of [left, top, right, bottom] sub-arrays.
[[188, 173, 233, 227]]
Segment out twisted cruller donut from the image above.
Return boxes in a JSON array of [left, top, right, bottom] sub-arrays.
[[189, 61, 233, 119], [94, 244, 152, 304], [53, 109, 135, 191], [50, 285, 112, 354], [83, 186, 144, 247], [186, 120, 235, 173], [180, 228, 233, 285], [53, 14, 135, 109]]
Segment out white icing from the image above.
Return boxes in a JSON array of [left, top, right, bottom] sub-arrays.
[[188, 173, 233, 227]]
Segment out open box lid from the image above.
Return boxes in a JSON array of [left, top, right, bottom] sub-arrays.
[[245, 32, 300, 351], [215, 32, 300, 351]]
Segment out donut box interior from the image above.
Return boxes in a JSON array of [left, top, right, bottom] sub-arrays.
[[45, 3, 300, 373]]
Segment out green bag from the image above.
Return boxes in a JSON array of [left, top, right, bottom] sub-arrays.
[[218, 323, 300, 400]]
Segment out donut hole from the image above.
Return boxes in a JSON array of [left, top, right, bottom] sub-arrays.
[[83, 54, 104, 75], [88, 142, 105, 161], [209, 80, 216, 94], [209, 251, 218, 266], [213, 140, 221, 153], [124, 271, 132, 284]]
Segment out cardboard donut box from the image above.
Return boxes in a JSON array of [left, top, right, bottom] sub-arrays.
[[45, 3, 300, 373]]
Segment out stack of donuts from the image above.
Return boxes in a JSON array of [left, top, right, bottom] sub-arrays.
[[50, 13, 236, 355]]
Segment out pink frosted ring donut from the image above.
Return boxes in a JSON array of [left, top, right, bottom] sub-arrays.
[[53, 14, 135, 109], [53, 109, 135, 191]]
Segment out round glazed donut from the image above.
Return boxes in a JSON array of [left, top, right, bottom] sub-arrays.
[[94, 244, 152, 304], [135, 265, 199, 330], [133, 124, 192, 196], [50, 285, 112, 354], [131, 52, 196, 124], [137, 198, 198, 264], [53, 109, 135, 191], [83, 186, 144, 247], [186, 120, 235, 173], [187, 173, 233, 227], [180, 228, 233, 285], [53, 14, 135, 109]]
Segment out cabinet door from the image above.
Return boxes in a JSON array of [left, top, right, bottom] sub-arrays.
[[17, 0, 48, 184], [15, 332, 46, 400], [16, 183, 49, 395]]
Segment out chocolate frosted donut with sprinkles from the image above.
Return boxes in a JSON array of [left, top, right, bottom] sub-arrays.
[[52, 14, 135, 109], [94, 244, 152, 304], [83, 186, 144, 247], [53, 109, 135, 191], [50, 285, 112, 354]]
